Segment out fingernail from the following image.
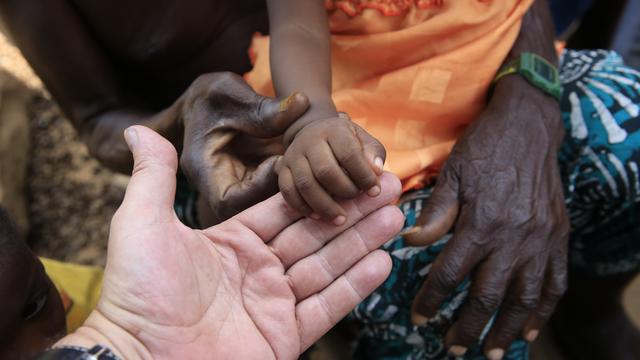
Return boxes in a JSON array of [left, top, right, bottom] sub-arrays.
[[411, 313, 429, 326], [487, 348, 504, 360], [525, 329, 539, 342], [374, 157, 384, 172], [310, 213, 321, 220], [367, 185, 381, 197], [333, 215, 346, 226], [449, 345, 468, 357], [279, 91, 299, 112], [399, 226, 422, 237], [124, 127, 138, 148]]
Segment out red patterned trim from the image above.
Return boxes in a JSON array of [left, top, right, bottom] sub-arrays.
[[325, 0, 444, 17]]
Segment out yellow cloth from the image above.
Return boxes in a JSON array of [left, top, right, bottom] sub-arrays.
[[246, 0, 534, 190], [40, 258, 103, 333]]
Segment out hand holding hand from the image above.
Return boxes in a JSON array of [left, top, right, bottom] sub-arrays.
[[277, 115, 386, 225], [179, 72, 310, 222], [56, 126, 403, 360]]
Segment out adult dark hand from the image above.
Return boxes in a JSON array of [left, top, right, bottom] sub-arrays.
[[54, 125, 403, 359], [406, 74, 569, 359], [179, 72, 310, 222], [403, 2, 569, 358]]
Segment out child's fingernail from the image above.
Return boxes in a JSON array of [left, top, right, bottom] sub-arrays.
[[487, 348, 504, 360], [449, 345, 468, 357], [279, 91, 299, 112], [333, 215, 346, 226], [310, 213, 321, 220], [367, 185, 381, 197], [124, 127, 139, 148], [374, 157, 384, 172], [525, 329, 539, 342]]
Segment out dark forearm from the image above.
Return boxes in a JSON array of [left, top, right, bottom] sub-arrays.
[[266, 0, 337, 143], [489, 0, 563, 145], [505, 0, 557, 65]]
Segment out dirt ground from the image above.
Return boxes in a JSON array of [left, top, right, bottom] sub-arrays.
[[26, 95, 126, 266], [0, 32, 123, 266]]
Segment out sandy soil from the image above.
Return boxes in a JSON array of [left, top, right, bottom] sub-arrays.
[[0, 31, 124, 266], [26, 95, 125, 266]]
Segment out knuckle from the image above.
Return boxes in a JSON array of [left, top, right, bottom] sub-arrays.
[[294, 175, 315, 193], [337, 146, 361, 166], [313, 164, 337, 183], [467, 293, 502, 315], [429, 263, 459, 293], [513, 294, 539, 312]]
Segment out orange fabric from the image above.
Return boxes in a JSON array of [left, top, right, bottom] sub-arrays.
[[245, 0, 533, 191]]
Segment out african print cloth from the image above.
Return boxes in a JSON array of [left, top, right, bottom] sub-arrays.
[[351, 49, 640, 359]]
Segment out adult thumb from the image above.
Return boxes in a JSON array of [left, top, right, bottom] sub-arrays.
[[119, 126, 179, 222], [241, 92, 310, 138]]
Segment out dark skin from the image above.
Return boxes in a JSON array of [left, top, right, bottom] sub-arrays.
[[0, 0, 311, 224], [405, 2, 571, 357], [0, 1, 634, 358], [266, 0, 566, 358], [267, 0, 386, 225], [0, 209, 66, 359]]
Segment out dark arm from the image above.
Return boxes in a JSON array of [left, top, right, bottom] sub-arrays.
[[266, 0, 337, 143], [408, 0, 569, 358], [0, 0, 181, 173]]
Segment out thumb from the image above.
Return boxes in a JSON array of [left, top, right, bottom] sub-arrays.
[[119, 126, 179, 222], [241, 92, 310, 138], [404, 168, 460, 246]]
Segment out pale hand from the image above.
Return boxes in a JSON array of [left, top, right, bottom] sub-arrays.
[[55, 126, 403, 360]]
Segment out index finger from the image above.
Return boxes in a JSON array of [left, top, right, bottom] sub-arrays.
[[328, 130, 378, 192], [218, 192, 303, 242], [270, 172, 401, 267]]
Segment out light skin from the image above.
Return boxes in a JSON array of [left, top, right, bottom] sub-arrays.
[[54, 126, 404, 359]]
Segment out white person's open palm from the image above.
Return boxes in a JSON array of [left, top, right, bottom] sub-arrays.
[[57, 126, 403, 360]]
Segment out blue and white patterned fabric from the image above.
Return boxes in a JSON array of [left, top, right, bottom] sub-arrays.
[[352, 50, 640, 360]]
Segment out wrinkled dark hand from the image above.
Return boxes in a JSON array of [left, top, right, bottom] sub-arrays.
[[179, 72, 310, 222], [406, 77, 570, 358], [277, 116, 386, 225]]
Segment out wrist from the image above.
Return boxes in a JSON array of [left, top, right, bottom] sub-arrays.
[[54, 311, 151, 360], [283, 100, 338, 145], [491, 75, 564, 147]]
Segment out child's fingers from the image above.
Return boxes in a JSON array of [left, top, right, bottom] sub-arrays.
[[305, 143, 360, 199], [289, 157, 347, 225], [278, 166, 313, 216], [355, 125, 386, 176], [328, 130, 379, 193]]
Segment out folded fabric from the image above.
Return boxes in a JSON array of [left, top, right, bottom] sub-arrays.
[[246, 0, 534, 190]]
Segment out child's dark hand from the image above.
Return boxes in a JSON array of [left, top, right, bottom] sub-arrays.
[[276, 116, 386, 225]]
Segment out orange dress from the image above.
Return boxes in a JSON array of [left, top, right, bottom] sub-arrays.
[[246, 0, 534, 190]]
